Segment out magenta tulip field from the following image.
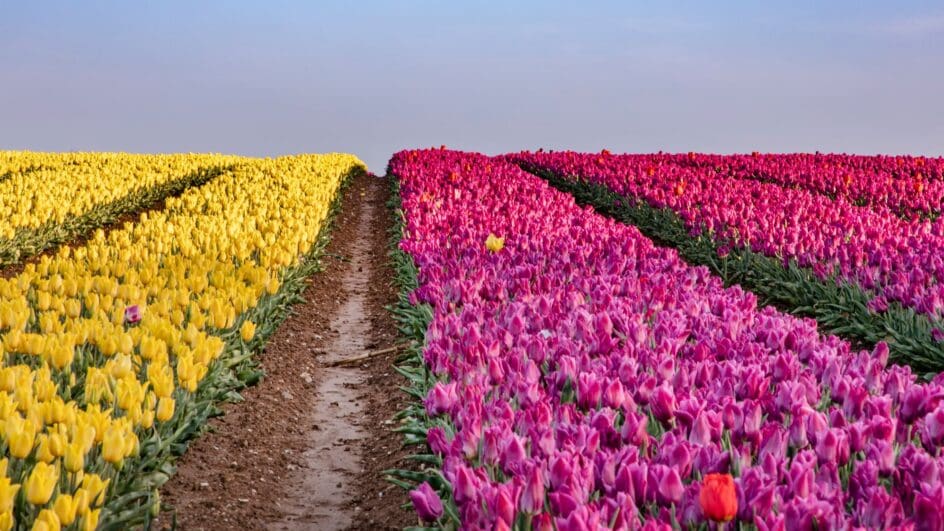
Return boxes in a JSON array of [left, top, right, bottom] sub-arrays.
[[390, 149, 944, 529]]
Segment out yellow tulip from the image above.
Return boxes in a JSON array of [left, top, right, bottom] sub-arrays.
[[0, 393, 16, 420], [53, 494, 79, 525], [0, 511, 12, 531], [156, 397, 175, 422], [25, 462, 58, 505], [34, 435, 55, 464], [71, 488, 90, 516], [48, 341, 74, 370], [147, 363, 175, 398], [0, 478, 20, 513], [485, 233, 505, 253], [63, 442, 85, 473], [32, 509, 59, 531], [81, 508, 100, 531], [101, 424, 126, 464], [6, 415, 36, 459], [240, 320, 256, 342], [80, 474, 109, 507]]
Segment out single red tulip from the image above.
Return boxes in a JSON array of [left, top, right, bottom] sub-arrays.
[[699, 473, 737, 522]]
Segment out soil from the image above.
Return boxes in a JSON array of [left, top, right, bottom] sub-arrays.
[[157, 173, 416, 530]]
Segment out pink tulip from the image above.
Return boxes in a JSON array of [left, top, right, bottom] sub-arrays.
[[124, 304, 142, 324], [409, 482, 444, 522]]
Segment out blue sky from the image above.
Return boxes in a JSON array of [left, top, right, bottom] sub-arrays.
[[1, 1, 942, 171]]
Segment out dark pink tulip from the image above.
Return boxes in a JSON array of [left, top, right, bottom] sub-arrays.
[[124, 304, 142, 324], [925, 404, 944, 446], [815, 429, 840, 464], [576, 373, 603, 410], [453, 465, 477, 505], [493, 485, 516, 526], [532, 513, 554, 531], [650, 384, 677, 425], [603, 379, 625, 410], [500, 435, 527, 474], [519, 465, 546, 513], [548, 491, 579, 517], [409, 482, 444, 522], [424, 381, 458, 417], [620, 411, 649, 447], [652, 465, 683, 505], [913, 487, 944, 531], [426, 426, 451, 456], [549, 454, 573, 490], [689, 412, 713, 446]]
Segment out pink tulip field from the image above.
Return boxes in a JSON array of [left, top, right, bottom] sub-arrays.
[[388, 149, 944, 530]]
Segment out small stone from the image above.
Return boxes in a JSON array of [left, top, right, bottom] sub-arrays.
[[199, 482, 210, 489], [300, 372, 313, 384], [282, 390, 294, 400], [238, 498, 250, 503]]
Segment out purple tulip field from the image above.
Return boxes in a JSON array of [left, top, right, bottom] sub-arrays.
[[388, 149, 944, 530]]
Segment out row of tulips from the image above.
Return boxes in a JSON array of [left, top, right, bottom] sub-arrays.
[[0, 151, 244, 269], [393, 148, 944, 530], [559, 151, 944, 219], [511, 151, 944, 372], [678, 152, 944, 220], [0, 153, 363, 528]]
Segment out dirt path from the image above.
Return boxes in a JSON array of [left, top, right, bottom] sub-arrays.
[[158, 173, 414, 530]]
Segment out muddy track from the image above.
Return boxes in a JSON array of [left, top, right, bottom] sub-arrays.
[[158, 173, 413, 530]]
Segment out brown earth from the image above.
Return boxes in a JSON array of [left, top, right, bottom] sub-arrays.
[[157, 173, 416, 530]]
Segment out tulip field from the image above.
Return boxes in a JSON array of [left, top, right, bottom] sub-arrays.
[[2, 147, 944, 530], [390, 149, 944, 530], [0, 151, 364, 529]]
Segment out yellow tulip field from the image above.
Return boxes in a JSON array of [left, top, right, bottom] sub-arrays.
[[0, 152, 365, 529], [0, 152, 241, 269]]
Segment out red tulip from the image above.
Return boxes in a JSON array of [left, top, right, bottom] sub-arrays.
[[699, 473, 737, 522]]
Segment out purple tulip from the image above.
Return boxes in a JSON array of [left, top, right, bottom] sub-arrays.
[[650, 384, 677, 425], [652, 465, 683, 505], [409, 482, 444, 522], [124, 304, 142, 324], [519, 464, 546, 513], [424, 381, 458, 417], [924, 404, 944, 446]]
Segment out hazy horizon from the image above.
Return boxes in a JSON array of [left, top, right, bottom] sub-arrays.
[[2, 1, 942, 172]]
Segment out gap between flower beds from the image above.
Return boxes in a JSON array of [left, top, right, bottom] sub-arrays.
[[156, 172, 415, 530]]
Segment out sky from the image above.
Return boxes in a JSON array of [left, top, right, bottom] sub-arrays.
[[1, 1, 943, 172]]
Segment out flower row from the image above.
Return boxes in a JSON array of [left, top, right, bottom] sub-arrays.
[[0, 151, 244, 270], [511, 151, 944, 327], [617, 151, 944, 219], [0, 152, 243, 239], [394, 148, 944, 529], [0, 153, 363, 528]]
